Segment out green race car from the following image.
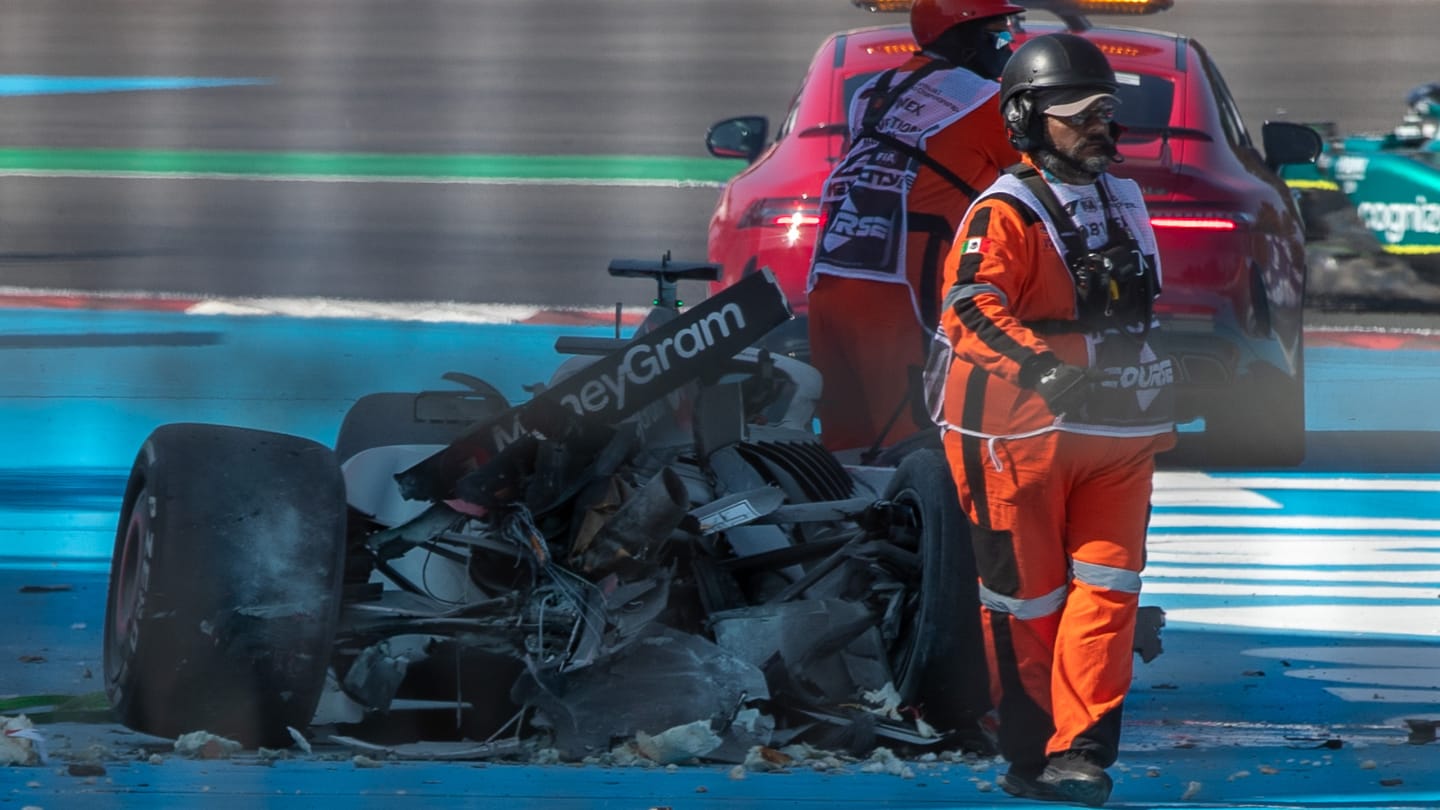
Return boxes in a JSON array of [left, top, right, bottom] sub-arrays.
[[1285, 83, 1440, 282]]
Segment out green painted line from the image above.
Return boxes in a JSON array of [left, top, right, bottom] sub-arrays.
[[0, 148, 743, 185], [0, 691, 110, 713]]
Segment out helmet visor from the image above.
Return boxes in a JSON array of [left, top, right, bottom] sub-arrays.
[[1041, 90, 1121, 118]]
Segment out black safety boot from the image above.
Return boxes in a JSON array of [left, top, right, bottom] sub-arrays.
[[998, 764, 1062, 802], [1038, 750, 1113, 807]]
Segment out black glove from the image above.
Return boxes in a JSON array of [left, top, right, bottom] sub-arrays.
[[1030, 360, 1095, 418]]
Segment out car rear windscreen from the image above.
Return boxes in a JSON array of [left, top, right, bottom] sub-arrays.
[[841, 72, 882, 125], [834, 68, 1177, 142], [1113, 72, 1175, 131]]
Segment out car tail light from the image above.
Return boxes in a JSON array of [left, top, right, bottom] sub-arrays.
[[738, 198, 823, 244], [1150, 213, 1245, 232]]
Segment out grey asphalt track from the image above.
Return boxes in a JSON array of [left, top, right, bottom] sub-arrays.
[[1, 1, 1432, 155]]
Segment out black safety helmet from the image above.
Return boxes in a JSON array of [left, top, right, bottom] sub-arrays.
[[999, 33, 1118, 151]]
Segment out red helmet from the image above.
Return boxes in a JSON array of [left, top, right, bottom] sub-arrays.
[[911, 0, 1025, 48]]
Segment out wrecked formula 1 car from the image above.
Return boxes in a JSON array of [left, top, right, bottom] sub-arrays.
[[102, 259, 992, 762]]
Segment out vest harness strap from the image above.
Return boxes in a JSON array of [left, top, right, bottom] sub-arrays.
[[1003, 164, 1156, 331], [858, 62, 982, 201]]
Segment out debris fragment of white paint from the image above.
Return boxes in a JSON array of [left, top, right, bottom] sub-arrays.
[[173, 730, 242, 759], [634, 720, 722, 765], [860, 747, 915, 779], [0, 715, 45, 765], [287, 725, 313, 754]]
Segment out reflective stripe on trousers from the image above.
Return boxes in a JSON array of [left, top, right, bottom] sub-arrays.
[[944, 428, 1167, 770]]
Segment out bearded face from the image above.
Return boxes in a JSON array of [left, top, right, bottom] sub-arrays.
[[1036, 96, 1120, 181], [1040, 132, 1116, 177]]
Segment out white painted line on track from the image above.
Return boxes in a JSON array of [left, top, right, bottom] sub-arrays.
[[1309, 323, 1440, 338], [1146, 564, 1440, 582], [1145, 474, 1440, 642], [1150, 514, 1440, 531], [1323, 687, 1440, 703], [1284, 667, 1440, 688], [1163, 605, 1440, 637], [1238, 645, 1440, 703], [1144, 583, 1440, 598], [0, 285, 643, 324], [1147, 534, 1440, 566], [1155, 472, 1440, 492], [186, 298, 554, 322], [1245, 646, 1440, 666], [1152, 488, 1282, 508]]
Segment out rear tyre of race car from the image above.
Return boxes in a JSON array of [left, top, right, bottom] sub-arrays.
[[104, 423, 348, 747], [881, 448, 991, 747], [1205, 358, 1306, 467]]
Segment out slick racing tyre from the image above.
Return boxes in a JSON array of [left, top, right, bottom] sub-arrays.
[[881, 448, 990, 742], [104, 423, 348, 747]]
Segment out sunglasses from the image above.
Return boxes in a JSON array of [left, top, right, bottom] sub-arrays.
[[1048, 103, 1118, 128]]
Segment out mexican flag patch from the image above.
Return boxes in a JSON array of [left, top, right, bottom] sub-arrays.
[[962, 237, 991, 254]]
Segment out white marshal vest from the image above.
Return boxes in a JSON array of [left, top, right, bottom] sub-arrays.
[[928, 171, 1175, 440], [807, 64, 999, 319]]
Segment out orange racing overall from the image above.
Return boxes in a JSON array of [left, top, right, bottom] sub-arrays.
[[929, 160, 1176, 772]]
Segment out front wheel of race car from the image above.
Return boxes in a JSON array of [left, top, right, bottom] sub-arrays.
[[104, 423, 348, 747], [881, 448, 990, 743]]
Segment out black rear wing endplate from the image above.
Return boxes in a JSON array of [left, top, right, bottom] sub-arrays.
[[608, 257, 721, 283], [609, 253, 721, 311]]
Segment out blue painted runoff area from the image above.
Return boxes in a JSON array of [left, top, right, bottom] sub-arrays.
[[8, 569, 1440, 809], [2, 310, 1439, 808], [0, 309, 618, 567], [0, 308, 1438, 568]]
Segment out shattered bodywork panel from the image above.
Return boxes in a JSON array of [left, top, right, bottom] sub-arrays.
[[103, 260, 1162, 761]]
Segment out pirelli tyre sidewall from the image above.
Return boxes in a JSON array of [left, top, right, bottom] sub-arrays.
[[881, 448, 990, 736], [104, 423, 348, 747]]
